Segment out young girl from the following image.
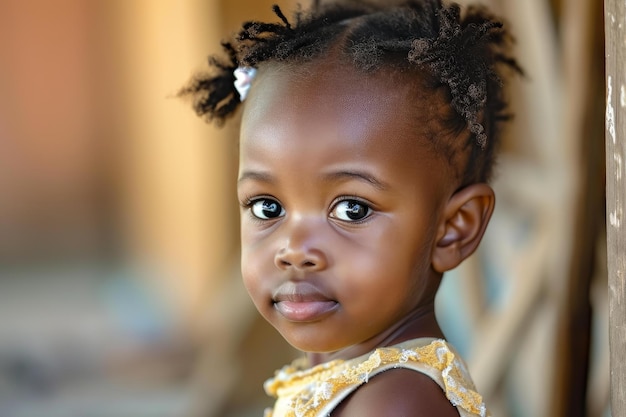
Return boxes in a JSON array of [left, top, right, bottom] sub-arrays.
[[180, 1, 521, 415]]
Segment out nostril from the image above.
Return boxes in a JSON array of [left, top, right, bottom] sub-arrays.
[[275, 248, 326, 271]]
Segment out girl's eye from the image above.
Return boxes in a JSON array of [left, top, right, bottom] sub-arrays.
[[330, 199, 371, 222], [250, 199, 285, 220]]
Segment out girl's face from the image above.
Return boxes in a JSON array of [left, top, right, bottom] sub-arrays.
[[237, 63, 456, 357]]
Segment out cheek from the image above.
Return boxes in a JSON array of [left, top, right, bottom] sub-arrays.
[[358, 215, 433, 263], [341, 219, 434, 283], [240, 229, 269, 291], [240, 242, 266, 280], [239, 223, 285, 278], [240, 248, 275, 319]]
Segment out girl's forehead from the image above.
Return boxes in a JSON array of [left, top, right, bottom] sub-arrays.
[[243, 71, 390, 154], [243, 61, 437, 139], [239, 61, 452, 182], [254, 59, 422, 101]]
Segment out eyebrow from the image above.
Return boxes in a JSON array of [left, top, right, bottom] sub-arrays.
[[322, 170, 390, 191], [238, 171, 274, 184], [238, 169, 389, 191]]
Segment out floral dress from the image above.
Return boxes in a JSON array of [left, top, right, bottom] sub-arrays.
[[263, 338, 489, 417]]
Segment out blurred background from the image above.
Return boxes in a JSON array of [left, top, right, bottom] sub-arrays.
[[0, 0, 609, 416]]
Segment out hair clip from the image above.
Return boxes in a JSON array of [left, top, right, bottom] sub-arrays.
[[234, 67, 257, 101]]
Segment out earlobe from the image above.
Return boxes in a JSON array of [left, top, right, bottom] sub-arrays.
[[432, 184, 495, 273]]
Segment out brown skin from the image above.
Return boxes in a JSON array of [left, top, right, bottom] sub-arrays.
[[237, 59, 494, 416]]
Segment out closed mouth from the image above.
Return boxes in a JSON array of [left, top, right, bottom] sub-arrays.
[[272, 281, 335, 303], [272, 281, 338, 322]]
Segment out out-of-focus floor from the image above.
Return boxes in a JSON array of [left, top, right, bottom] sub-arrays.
[[0, 264, 196, 417]]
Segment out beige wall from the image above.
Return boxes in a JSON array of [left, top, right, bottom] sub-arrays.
[[0, 0, 298, 324]]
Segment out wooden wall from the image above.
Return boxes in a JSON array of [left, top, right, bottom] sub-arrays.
[[605, 1, 626, 416]]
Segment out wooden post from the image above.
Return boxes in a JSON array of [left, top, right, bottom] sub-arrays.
[[541, 0, 606, 414], [605, 1, 626, 416]]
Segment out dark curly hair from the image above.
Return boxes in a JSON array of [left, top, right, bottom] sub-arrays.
[[179, 0, 522, 184]]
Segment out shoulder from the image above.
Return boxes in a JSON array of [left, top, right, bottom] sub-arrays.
[[331, 368, 460, 417]]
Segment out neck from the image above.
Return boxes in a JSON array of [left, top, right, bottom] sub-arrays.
[[306, 302, 444, 366]]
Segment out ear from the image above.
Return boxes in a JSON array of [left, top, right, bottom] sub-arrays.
[[432, 183, 495, 273]]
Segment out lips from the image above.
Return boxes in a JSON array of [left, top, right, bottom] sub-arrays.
[[272, 281, 338, 322]]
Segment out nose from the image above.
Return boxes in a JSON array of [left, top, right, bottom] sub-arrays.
[[274, 246, 327, 271], [274, 220, 328, 272]]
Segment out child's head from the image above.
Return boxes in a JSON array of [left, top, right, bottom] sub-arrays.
[[182, 0, 521, 186], [181, 0, 520, 355]]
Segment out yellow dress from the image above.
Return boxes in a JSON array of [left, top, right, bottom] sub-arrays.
[[263, 338, 489, 417]]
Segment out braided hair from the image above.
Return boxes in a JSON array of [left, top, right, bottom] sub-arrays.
[[179, 0, 522, 184]]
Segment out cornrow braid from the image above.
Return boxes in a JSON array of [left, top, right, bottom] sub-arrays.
[[180, 0, 522, 183]]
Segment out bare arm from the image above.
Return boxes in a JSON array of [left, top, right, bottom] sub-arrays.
[[331, 369, 460, 417]]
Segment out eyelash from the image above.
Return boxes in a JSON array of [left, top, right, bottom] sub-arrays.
[[240, 194, 278, 217], [239, 194, 259, 209], [329, 196, 373, 224], [332, 195, 369, 206]]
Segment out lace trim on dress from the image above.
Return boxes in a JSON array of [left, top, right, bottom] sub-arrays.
[[263, 339, 489, 417]]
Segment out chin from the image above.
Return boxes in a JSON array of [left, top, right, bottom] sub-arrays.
[[277, 327, 349, 354]]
